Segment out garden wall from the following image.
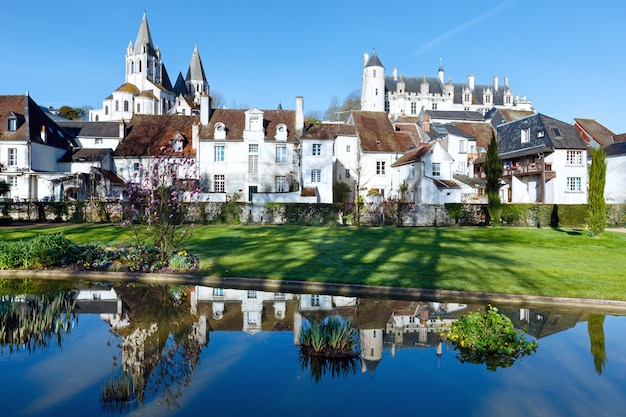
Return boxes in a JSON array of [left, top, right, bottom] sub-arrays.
[[1, 201, 625, 229]]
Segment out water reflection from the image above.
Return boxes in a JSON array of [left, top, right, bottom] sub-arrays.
[[0, 280, 621, 416]]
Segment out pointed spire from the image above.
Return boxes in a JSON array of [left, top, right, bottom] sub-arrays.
[[133, 11, 155, 55], [185, 44, 207, 83]]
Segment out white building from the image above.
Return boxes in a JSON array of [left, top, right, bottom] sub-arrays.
[[361, 50, 533, 117]]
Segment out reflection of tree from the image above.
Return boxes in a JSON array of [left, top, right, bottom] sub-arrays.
[[299, 356, 360, 384], [0, 282, 76, 355], [587, 314, 606, 375], [101, 285, 204, 411]]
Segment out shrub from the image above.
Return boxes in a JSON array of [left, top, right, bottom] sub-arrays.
[[299, 316, 359, 358], [446, 305, 537, 371]]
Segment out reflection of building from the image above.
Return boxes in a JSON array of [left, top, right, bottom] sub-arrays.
[[500, 307, 584, 339]]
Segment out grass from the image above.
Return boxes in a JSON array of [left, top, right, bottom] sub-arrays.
[[0, 224, 625, 301]]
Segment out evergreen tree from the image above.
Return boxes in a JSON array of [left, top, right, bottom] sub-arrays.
[[587, 147, 606, 236], [587, 314, 606, 375], [485, 131, 503, 225]]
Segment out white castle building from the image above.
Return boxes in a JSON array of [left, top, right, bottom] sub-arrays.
[[360, 51, 533, 116], [89, 12, 209, 122]]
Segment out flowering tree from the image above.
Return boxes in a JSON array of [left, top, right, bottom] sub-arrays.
[[121, 145, 201, 264]]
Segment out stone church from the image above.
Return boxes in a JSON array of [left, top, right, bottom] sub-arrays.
[[89, 12, 209, 122]]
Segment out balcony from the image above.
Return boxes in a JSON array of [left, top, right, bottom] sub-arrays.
[[503, 162, 555, 180]]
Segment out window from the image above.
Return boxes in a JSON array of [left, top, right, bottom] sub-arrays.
[[521, 127, 530, 143], [213, 288, 224, 296], [247, 290, 257, 299], [485, 94, 492, 103], [8, 148, 17, 166], [373, 70, 377, 77], [346, 145, 351, 152], [345, 169, 351, 179], [215, 145, 225, 162], [137, 103, 141, 113], [105, 106, 108, 115], [432, 102, 438, 110], [214, 174, 225, 192], [411, 164, 416, 178], [95, 138, 103, 145], [115, 101, 119, 112], [566, 150, 583, 166], [376, 161, 386, 175], [464, 93, 470, 102], [566, 177, 582, 192], [123, 101, 129, 112], [459, 139, 467, 153], [411, 102, 417, 114], [276, 145, 286, 163], [552, 127, 562, 137], [6, 118, 16, 131], [311, 294, 320, 307], [312, 143, 321, 156], [276, 176, 287, 192], [172, 140, 183, 152], [249, 144, 258, 153], [9, 177, 17, 187], [432, 162, 441, 176], [133, 162, 140, 172], [311, 169, 321, 183], [248, 155, 258, 174]]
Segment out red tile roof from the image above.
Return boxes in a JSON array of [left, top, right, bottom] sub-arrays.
[[352, 111, 417, 152], [200, 109, 298, 141]]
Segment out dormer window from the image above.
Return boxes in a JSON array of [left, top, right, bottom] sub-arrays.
[[173, 139, 183, 152], [215, 122, 226, 140], [7, 118, 16, 132], [275, 123, 288, 141], [521, 127, 530, 143]]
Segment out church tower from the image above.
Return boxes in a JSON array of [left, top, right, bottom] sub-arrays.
[[185, 45, 210, 105], [125, 12, 164, 91], [360, 51, 385, 112]]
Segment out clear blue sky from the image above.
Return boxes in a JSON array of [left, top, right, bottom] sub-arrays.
[[2, 0, 625, 133]]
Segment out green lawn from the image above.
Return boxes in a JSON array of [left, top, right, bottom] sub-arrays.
[[0, 224, 625, 301]]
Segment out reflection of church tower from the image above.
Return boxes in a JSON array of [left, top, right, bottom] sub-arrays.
[[360, 328, 383, 375]]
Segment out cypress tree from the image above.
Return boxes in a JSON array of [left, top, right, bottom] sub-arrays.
[[485, 132, 503, 225], [587, 147, 606, 236]]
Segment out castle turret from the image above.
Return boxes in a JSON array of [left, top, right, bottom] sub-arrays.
[[185, 44, 209, 105], [361, 51, 385, 112]]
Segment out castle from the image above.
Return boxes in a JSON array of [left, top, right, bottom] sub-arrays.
[[360, 50, 533, 116], [89, 12, 209, 122]]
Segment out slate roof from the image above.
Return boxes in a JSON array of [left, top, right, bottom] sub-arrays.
[[424, 110, 485, 122], [113, 114, 198, 157], [186, 44, 207, 83], [58, 121, 120, 138], [574, 118, 615, 147], [497, 113, 587, 159], [364, 51, 384, 68], [0, 94, 77, 151], [386, 76, 445, 96], [487, 107, 536, 128], [605, 141, 626, 157], [133, 12, 155, 55], [173, 73, 190, 96], [72, 148, 111, 162], [352, 111, 416, 152], [200, 109, 298, 142]]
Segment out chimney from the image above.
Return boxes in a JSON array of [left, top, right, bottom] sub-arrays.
[[467, 74, 475, 90], [40, 125, 47, 142], [295, 96, 304, 136], [192, 122, 200, 149], [363, 53, 369, 68], [493, 75, 499, 91], [392, 67, 398, 81], [119, 118, 126, 140], [200, 94, 210, 126], [504, 76, 509, 88]]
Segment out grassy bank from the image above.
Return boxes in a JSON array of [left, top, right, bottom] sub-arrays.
[[0, 224, 624, 301]]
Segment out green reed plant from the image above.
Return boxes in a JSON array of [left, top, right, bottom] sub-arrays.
[[299, 316, 358, 357]]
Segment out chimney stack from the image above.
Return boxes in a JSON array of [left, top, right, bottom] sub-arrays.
[[467, 74, 475, 90], [40, 125, 47, 142], [200, 94, 210, 126], [119, 118, 126, 140], [493, 75, 499, 91], [295, 96, 304, 136]]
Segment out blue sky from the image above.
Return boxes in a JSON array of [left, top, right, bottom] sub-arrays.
[[2, 0, 625, 133]]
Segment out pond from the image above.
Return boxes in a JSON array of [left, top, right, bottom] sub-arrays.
[[1, 279, 625, 417]]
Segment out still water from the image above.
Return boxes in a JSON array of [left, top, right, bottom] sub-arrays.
[[1, 279, 625, 417]]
